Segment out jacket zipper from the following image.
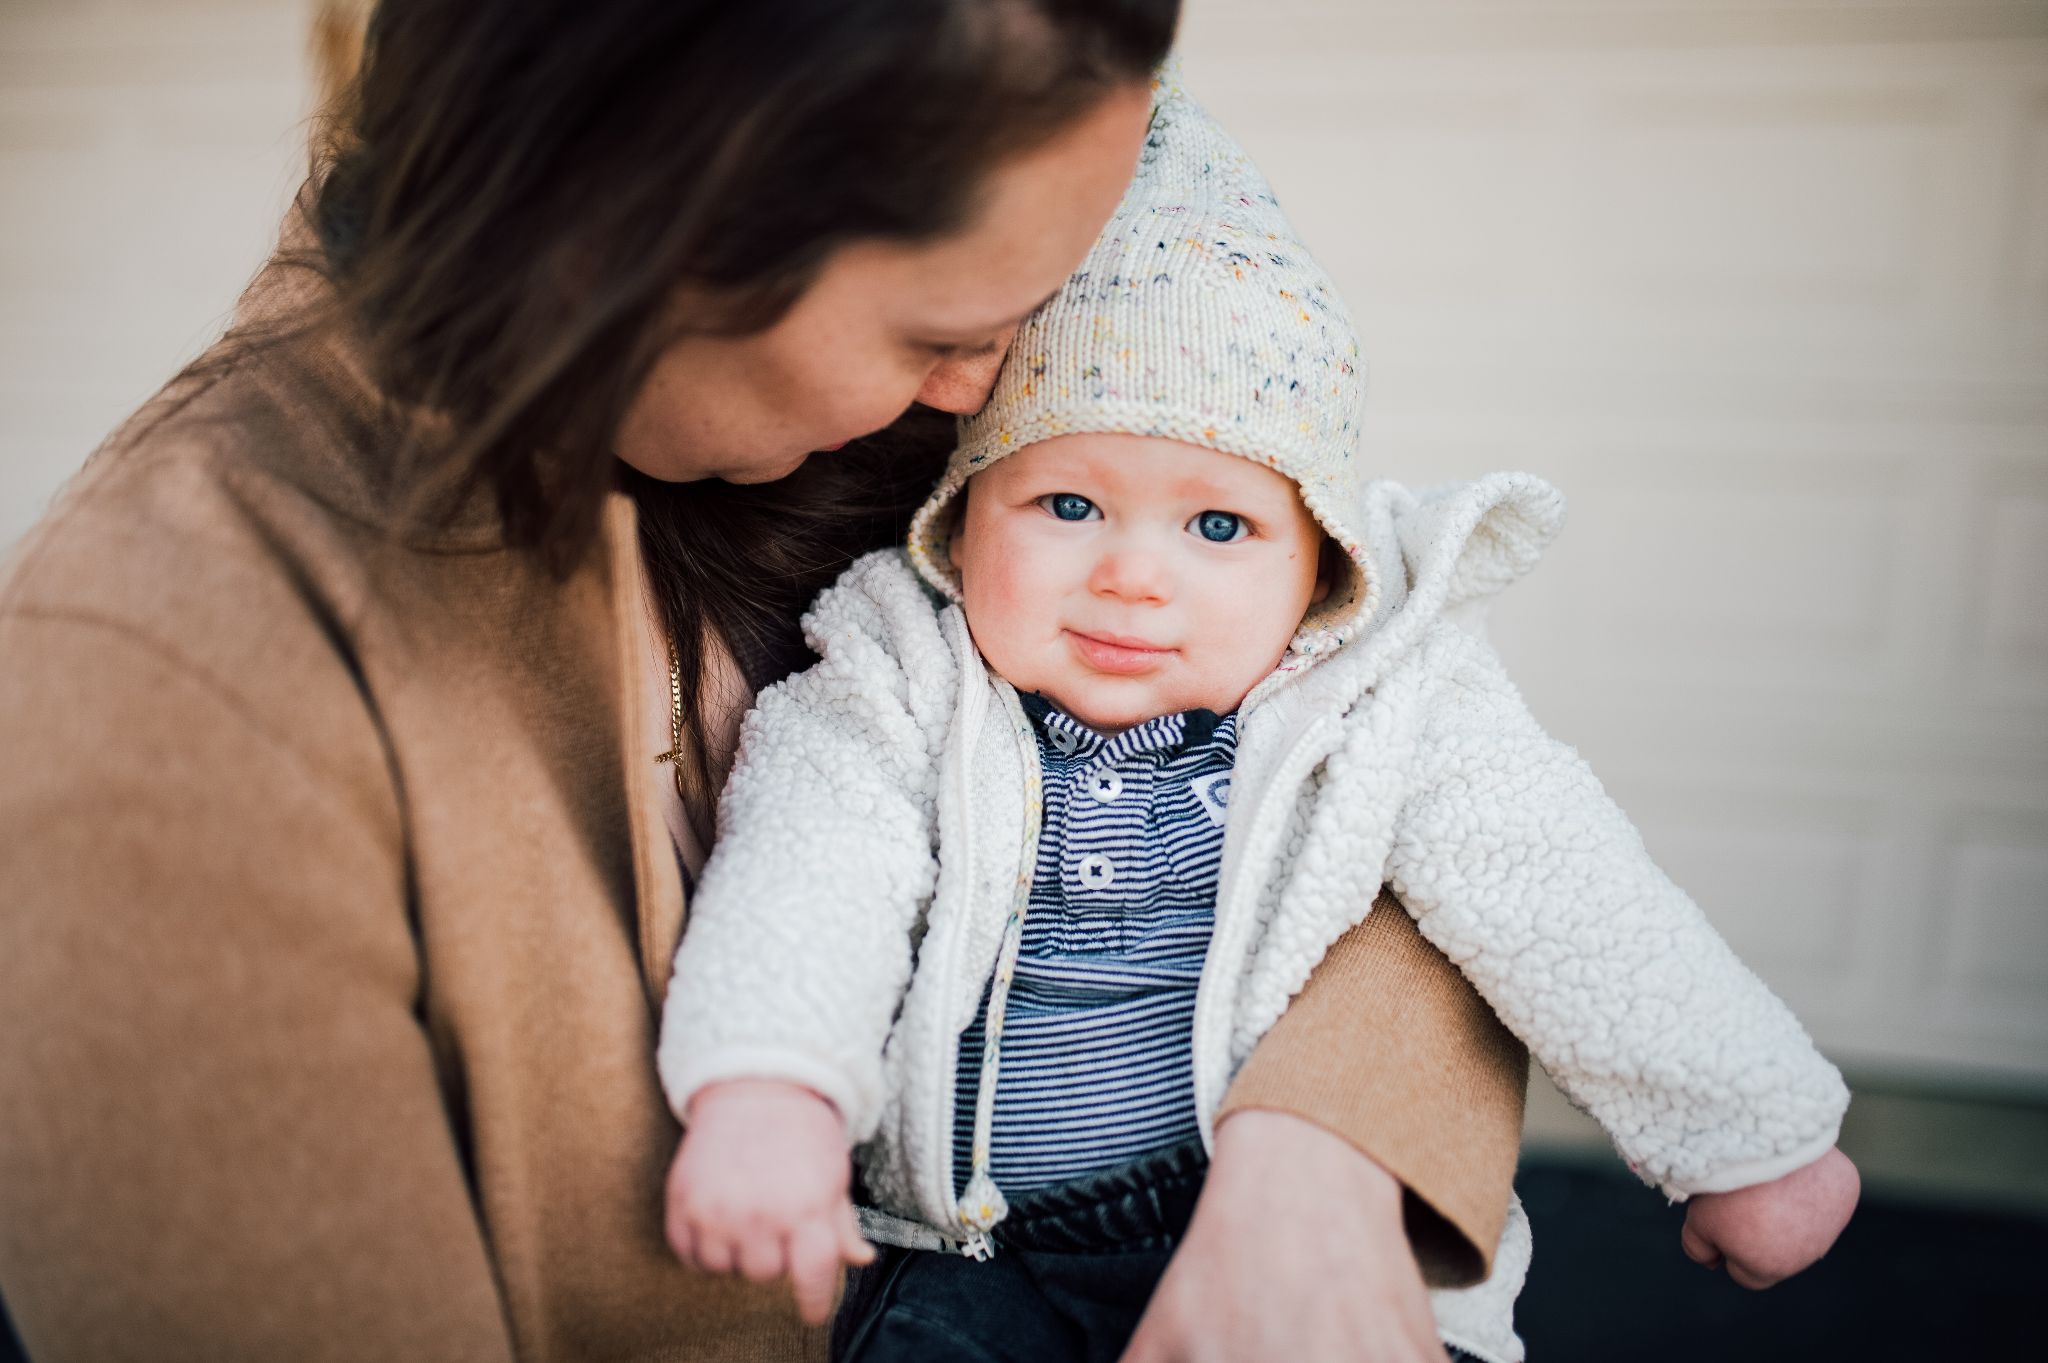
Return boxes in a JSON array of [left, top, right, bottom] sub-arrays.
[[1188, 707, 1341, 1135]]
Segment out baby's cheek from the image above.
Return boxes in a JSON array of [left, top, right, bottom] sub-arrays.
[[1206, 597, 1298, 682], [962, 572, 1041, 678]]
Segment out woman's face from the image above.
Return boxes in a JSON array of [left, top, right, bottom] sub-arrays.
[[616, 83, 1154, 484]]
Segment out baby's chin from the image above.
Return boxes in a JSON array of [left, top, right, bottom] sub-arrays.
[[1037, 682, 1225, 737]]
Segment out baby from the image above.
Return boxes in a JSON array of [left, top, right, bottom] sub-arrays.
[[658, 68, 1858, 1363]]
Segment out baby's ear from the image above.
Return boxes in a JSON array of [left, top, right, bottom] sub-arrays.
[[1311, 537, 1344, 605], [942, 489, 970, 571]]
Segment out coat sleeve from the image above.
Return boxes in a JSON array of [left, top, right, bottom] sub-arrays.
[[658, 555, 954, 1142], [1386, 630, 1849, 1199], [1213, 895, 1528, 1289], [0, 616, 516, 1363]]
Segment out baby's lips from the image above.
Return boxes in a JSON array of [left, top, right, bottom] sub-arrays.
[[1067, 629, 1173, 674]]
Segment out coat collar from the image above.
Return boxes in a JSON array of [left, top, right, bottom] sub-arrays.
[[602, 490, 690, 1008]]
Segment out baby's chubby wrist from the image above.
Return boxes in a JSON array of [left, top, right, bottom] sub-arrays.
[[684, 1076, 848, 1132]]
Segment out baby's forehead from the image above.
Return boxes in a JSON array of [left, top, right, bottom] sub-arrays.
[[985, 431, 1304, 504]]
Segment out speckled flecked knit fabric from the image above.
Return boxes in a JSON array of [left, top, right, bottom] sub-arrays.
[[908, 60, 1372, 659]]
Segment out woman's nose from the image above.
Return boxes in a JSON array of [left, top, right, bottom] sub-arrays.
[[913, 326, 1018, 415]]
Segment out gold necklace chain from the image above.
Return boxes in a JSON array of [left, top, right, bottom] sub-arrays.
[[653, 629, 686, 800]]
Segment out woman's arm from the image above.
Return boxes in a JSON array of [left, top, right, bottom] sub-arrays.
[[1212, 893, 1528, 1287], [0, 619, 515, 1363], [1118, 901, 1525, 1363], [1125, 1108, 1450, 1363]]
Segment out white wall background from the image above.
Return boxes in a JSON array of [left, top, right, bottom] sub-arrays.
[[1178, 1, 2048, 1091], [0, 0, 315, 548], [3, 1, 2045, 1090]]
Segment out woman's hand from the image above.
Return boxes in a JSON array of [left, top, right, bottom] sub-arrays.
[[666, 1078, 875, 1324], [1120, 1110, 1450, 1363], [1680, 1145, 1860, 1289]]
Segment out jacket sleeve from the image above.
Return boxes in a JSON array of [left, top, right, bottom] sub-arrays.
[[658, 554, 953, 1141], [1386, 629, 1850, 1199], [0, 617, 516, 1363]]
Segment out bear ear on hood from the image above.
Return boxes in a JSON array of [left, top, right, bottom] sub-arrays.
[[1393, 472, 1567, 618]]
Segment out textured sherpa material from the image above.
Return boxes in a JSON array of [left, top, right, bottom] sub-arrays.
[[661, 472, 1851, 1363], [907, 61, 1371, 659]]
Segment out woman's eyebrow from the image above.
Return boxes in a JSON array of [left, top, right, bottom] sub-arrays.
[[1002, 288, 1060, 328], [920, 288, 1061, 344], [959, 289, 1061, 338]]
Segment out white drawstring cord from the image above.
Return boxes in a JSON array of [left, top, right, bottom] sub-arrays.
[[951, 685, 1044, 1259]]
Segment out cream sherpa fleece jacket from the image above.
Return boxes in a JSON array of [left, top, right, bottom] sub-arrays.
[[658, 472, 1849, 1363]]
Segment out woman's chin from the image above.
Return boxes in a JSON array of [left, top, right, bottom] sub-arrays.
[[717, 449, 814, 484]]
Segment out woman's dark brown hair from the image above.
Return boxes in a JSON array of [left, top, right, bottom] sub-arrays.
[[304, 0, 1177, 827]]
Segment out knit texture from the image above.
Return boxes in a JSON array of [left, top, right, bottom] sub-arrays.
[[908, 61, 1372, 658]]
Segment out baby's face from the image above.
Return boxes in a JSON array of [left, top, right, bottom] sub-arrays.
[[949, 432, 1329, 734]]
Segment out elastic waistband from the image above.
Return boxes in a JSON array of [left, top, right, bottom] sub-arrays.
[[993, 1138, 1208, 1253]]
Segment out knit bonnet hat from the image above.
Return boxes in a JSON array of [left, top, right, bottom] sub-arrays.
[[907, 61, 1375, 656]]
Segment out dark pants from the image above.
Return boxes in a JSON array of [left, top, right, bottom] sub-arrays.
[[834, 1140, 1206, 1363], [833, 1141, 1483, 1363]]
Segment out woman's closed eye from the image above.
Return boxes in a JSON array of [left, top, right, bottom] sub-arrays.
[[1189, 510, 1250, 543], [922, 336, 1005, 361], [1040, 492, 1100, 522]]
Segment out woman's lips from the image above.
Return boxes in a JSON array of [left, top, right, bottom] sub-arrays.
[[1066, 629, 1173, 675]]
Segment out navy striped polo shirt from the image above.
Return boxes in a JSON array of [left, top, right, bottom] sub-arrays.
[[951, 693, 1237, 1194]]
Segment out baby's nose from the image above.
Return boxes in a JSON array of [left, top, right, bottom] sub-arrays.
[[1087, 542, 1173, 604]]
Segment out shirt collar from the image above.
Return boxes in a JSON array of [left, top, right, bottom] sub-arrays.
[[1020, 692, 1235, 764]]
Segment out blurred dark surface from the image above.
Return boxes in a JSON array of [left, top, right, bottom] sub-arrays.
[[1514, 1156, 2040, 1360]]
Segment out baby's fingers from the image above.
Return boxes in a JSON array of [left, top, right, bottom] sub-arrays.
[[1724, 1256, 1789, 1291], [665, 1212, 695, 1269], [1679, 1218, 1722, 1270], [788, 1220, 846, 1325], [738, 1231, 786, 1285], [692, 1224, 738, 1276]]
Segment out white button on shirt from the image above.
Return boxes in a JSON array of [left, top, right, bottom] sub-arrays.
[[1076, 852, 1117, 889]]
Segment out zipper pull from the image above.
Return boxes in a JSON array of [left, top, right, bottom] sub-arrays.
[[953, 1168, 1009, 1262]]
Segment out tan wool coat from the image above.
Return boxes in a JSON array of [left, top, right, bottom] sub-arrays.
[[0, 269, 1526, 1363]]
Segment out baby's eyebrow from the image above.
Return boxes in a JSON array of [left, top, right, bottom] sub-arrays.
[[1164, 478, 1270, 505]]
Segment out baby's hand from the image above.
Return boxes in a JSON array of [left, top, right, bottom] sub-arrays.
[[665, 1078, 876, 1323], [1680, 1145, 1860, 1289]]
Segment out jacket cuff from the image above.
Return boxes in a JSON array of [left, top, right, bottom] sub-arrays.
[[1659, 1125, 1844, 1201], [657, 1044, 872, 1139], [1215, 889, 1528, 1289]]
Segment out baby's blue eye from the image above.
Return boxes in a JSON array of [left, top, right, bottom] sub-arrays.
[[1192, 510, 1247, 543], [1046, 493, 1097, 522]]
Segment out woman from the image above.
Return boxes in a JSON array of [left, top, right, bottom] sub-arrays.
[[0, 3, 1524, 1361]]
